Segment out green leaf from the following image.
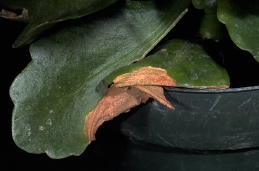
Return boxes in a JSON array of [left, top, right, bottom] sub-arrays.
[[217, 0, 259, 62], [1, 0, 117, 47], [106, 39, 230, 88], [10, 0, 191, 159], [199, 13, 224, 41], [192, 0, 205, 9], [192, 0, 217, 13], [192, 0, 224, 41]]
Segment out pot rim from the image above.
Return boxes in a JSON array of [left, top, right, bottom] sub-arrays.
[[165, 85, 259, 94]]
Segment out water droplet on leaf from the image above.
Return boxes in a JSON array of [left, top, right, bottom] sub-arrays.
[[39, 126, 45, 131], [46, 119, 52, 125]]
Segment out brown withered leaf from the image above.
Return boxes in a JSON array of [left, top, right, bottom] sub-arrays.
[[134, 85, 174, 109], [113, 66, 177, 87], [85, 85, 150, 142], [85, 66, 175, 143]]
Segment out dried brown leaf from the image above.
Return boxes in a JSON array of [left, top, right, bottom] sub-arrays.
[[134, 85, 174, 109], [85, 66, 176, 142], [84, 85, 150, 142], [113, 66, 177, 87]]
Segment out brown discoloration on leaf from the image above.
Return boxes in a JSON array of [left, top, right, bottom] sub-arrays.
[[85, 66, 177, 143], [113, 66, 178, 87], [134, 85, 174, 109], [84, 56, 229, 142], [85, 85, 150, 143]]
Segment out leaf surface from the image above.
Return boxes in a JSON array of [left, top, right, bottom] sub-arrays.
[[85, 85, 150, 142], [85, 84, 174, 142], [217, 0, 259, 62], [10, 0, 191, 158], [106, 39, 230, 88], [1, 0, 117, 47], [87, 39, 229, 143], [192, 0, 224, 40]]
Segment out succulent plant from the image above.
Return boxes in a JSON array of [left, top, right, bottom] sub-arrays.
[[2, 0, 259, 159]]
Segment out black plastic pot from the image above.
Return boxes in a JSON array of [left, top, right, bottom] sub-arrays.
[[119, 86, 259, 170]]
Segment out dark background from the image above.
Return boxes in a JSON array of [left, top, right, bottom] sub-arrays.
[[2, 3, 259, 170]]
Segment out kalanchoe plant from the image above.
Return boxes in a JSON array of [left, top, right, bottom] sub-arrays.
[[2, 0, 259, 159]]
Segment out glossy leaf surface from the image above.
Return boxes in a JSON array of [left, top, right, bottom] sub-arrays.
[[192, 0, 223, 41], [106, 39, 230, 88], [0, 0, 117, 47], [10, 0, 191, 158], [192, 0, 217, 13], [218, 0, 259, 62]]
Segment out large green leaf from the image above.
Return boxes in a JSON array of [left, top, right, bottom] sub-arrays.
[[0, 0, 117, 47], [106, 39, 230, 88], [10, 0, 191, 159], [217, 0, 259, 62]]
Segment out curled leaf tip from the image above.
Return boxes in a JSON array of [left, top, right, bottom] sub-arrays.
[[85, 66, 176, 143], [84, 85, 150, 143], [134, 85, 174, 109]]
